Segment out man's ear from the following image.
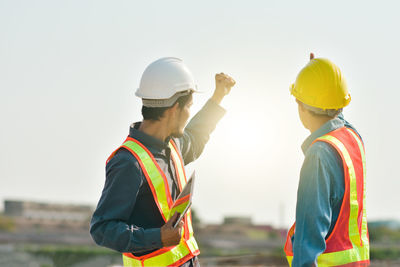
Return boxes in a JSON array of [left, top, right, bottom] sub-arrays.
[[166, 102, 180, 118], [296, 100, 311, 114], [296, 99, 304, 111]]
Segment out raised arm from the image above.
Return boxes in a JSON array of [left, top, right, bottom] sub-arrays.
[[177, 73, 235, 165]]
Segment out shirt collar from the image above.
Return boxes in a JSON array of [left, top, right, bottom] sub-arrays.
[[129, 122, 170, 152], [301, 116, 344, 154]]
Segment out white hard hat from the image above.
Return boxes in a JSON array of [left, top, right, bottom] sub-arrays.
[[136, 57, 198, 107]]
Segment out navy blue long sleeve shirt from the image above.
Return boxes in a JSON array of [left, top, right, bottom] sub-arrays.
[[90, 100, 225, 255], [292, 114, 363, 266]]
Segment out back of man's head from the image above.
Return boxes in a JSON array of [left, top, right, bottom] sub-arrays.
[[141, 92, 193, 121]]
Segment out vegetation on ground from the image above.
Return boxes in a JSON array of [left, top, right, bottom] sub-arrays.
[[0, 215, 15, 232], [22, 244, 120, 267]]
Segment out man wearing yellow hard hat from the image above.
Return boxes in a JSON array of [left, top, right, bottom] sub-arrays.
[[284, 54, 370, 266]]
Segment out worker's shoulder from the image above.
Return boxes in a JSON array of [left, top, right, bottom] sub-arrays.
[[307, 140, 340, 163], [339, 115, 364, 142], [106, 147, 141, 170], [105, 147, 146, 185]]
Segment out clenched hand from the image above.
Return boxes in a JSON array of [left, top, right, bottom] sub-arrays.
[[211, 72, 236, 104]]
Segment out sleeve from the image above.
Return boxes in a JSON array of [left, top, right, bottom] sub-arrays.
[[178, 99, 226, 165], [89, 149, 163, 253], [292, 143, 334, 267]]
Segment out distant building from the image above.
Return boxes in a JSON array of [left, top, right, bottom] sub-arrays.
[[223, 216, 252, 226], [196, 215, 286, 253], [369, 220, 400, 230], [4, 200, 93, 231]]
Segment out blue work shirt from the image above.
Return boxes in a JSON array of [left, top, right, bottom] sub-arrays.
[[292, 114, 363, 267], [90, 100, 225, 257]]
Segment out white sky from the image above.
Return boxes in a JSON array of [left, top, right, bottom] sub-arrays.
[[1, 0, 399, 227]]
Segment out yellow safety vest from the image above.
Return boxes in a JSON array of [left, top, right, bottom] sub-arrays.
[[108, 137, 199, 267], [284, 127, 369, 266]]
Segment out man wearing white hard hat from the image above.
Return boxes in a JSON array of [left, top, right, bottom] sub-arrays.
[[90, 57, 235, 267]]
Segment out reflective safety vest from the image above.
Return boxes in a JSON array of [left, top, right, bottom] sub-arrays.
[[107, 137, 200, 267], [284, 127, 369, 266]]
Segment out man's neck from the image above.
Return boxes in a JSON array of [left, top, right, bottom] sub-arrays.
[[139, 120, 170, 142], [308, 116, 333, 133]]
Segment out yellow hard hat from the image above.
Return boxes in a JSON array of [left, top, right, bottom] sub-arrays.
[[290, 57, 351, 109]]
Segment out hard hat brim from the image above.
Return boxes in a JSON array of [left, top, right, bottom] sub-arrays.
[[140, 89, 202, 107]]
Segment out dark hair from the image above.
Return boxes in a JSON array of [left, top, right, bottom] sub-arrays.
[[141, 92, 193, 121]]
